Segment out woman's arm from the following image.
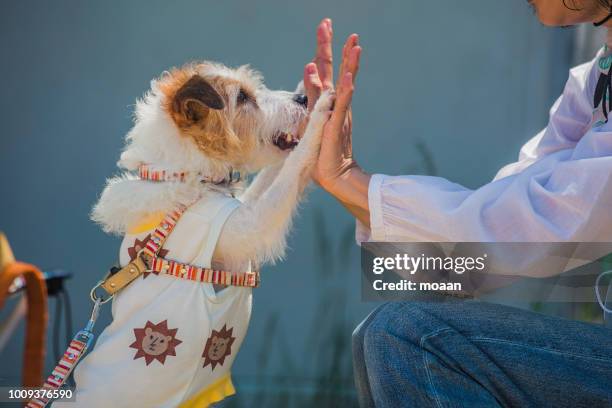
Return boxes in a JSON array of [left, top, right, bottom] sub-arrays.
[[306, 19, 610, 245], [322, 166, 371, 227]]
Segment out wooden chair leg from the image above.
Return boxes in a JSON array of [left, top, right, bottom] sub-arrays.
[[0, 262, 48, 388]]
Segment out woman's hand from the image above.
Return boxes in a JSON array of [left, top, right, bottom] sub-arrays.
[[314, 31, 360, 192], [302, 19, 372, 226]]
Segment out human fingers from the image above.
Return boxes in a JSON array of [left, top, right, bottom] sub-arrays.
[[327, 72, 354, 138], [313, 18, 334, 90], [346, 44, 361, 82], [339, 34, 359, 81]]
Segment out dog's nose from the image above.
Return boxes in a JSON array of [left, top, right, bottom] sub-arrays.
[[293, 93, 308, 107]]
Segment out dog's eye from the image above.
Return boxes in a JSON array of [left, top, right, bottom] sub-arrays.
[[237, 89, 250, 105]]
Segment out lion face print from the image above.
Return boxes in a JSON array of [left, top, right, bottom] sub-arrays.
[[142, 327, 172, 356], [202, 324, 235, 370], [207, 336, 230, 361], [130, 320, 182, 365]]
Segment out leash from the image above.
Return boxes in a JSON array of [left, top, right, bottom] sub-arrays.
[[28, 194, 258, 406], [26, 299, 100, 408]]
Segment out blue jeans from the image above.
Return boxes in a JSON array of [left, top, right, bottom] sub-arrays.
[[352, 300, 612, 408]]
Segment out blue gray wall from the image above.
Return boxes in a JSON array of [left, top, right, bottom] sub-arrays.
[[0, 0, 577, 405]]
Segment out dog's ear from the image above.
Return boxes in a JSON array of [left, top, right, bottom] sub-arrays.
[[172, 75, 225, 123]]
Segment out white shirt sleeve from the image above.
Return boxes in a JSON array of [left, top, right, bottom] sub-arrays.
[[357, 58, 612, 244]]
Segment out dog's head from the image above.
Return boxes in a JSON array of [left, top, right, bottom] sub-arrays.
[[119, 62, 308, 176]]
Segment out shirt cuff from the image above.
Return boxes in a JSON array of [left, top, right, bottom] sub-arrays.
[[355, 174, 386, 244]]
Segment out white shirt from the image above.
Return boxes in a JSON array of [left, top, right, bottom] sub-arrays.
[[358, 44, 612, 247]]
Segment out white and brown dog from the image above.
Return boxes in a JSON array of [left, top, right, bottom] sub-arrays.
[[54, 62, 332, 408]]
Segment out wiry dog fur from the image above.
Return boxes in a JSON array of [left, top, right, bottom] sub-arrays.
[[92, 61, 333, 271]]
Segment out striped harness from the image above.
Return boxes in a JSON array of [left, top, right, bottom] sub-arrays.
[[139, 202, 259, 288]]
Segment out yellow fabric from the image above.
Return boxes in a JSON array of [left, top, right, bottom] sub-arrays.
[[127, 212, 165, 234], [179, 374, 236, 408]]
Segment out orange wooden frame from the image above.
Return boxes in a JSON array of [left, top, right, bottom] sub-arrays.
[[0, 261, 48, 387]]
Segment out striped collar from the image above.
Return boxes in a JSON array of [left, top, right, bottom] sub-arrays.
[[138, 164, 241, 185]]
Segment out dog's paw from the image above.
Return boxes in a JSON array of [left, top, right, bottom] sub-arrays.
[[313, 89, 335, 114], [291, 89, 335, 163]]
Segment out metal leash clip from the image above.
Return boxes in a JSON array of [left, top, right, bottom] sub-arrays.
[[76, 297, 101, 348], [90, 280, 114, 305]]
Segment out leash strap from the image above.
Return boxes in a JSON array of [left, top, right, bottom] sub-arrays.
[[26, 299, 101, 408]]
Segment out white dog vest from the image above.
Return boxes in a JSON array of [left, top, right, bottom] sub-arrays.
[[52, 192, 254, 407]]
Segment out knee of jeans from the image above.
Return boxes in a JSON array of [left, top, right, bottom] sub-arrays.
[[362, 303, 406, 351], [362, 301, 452, 352]]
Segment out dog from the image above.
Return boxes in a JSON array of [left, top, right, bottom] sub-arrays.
[[53, 62, 333, 408]]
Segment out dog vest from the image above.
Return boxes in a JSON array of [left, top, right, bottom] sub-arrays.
[[50, 192, 257, 407]]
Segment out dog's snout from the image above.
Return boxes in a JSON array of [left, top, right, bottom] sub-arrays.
[[293, 93, 308, 107]]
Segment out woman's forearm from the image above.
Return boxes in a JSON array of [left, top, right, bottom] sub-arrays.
[[322, 167, 371, 227]]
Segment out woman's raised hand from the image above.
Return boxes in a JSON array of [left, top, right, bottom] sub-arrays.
[[302, 19, 362, 191], [302, 19, 371, 226]]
